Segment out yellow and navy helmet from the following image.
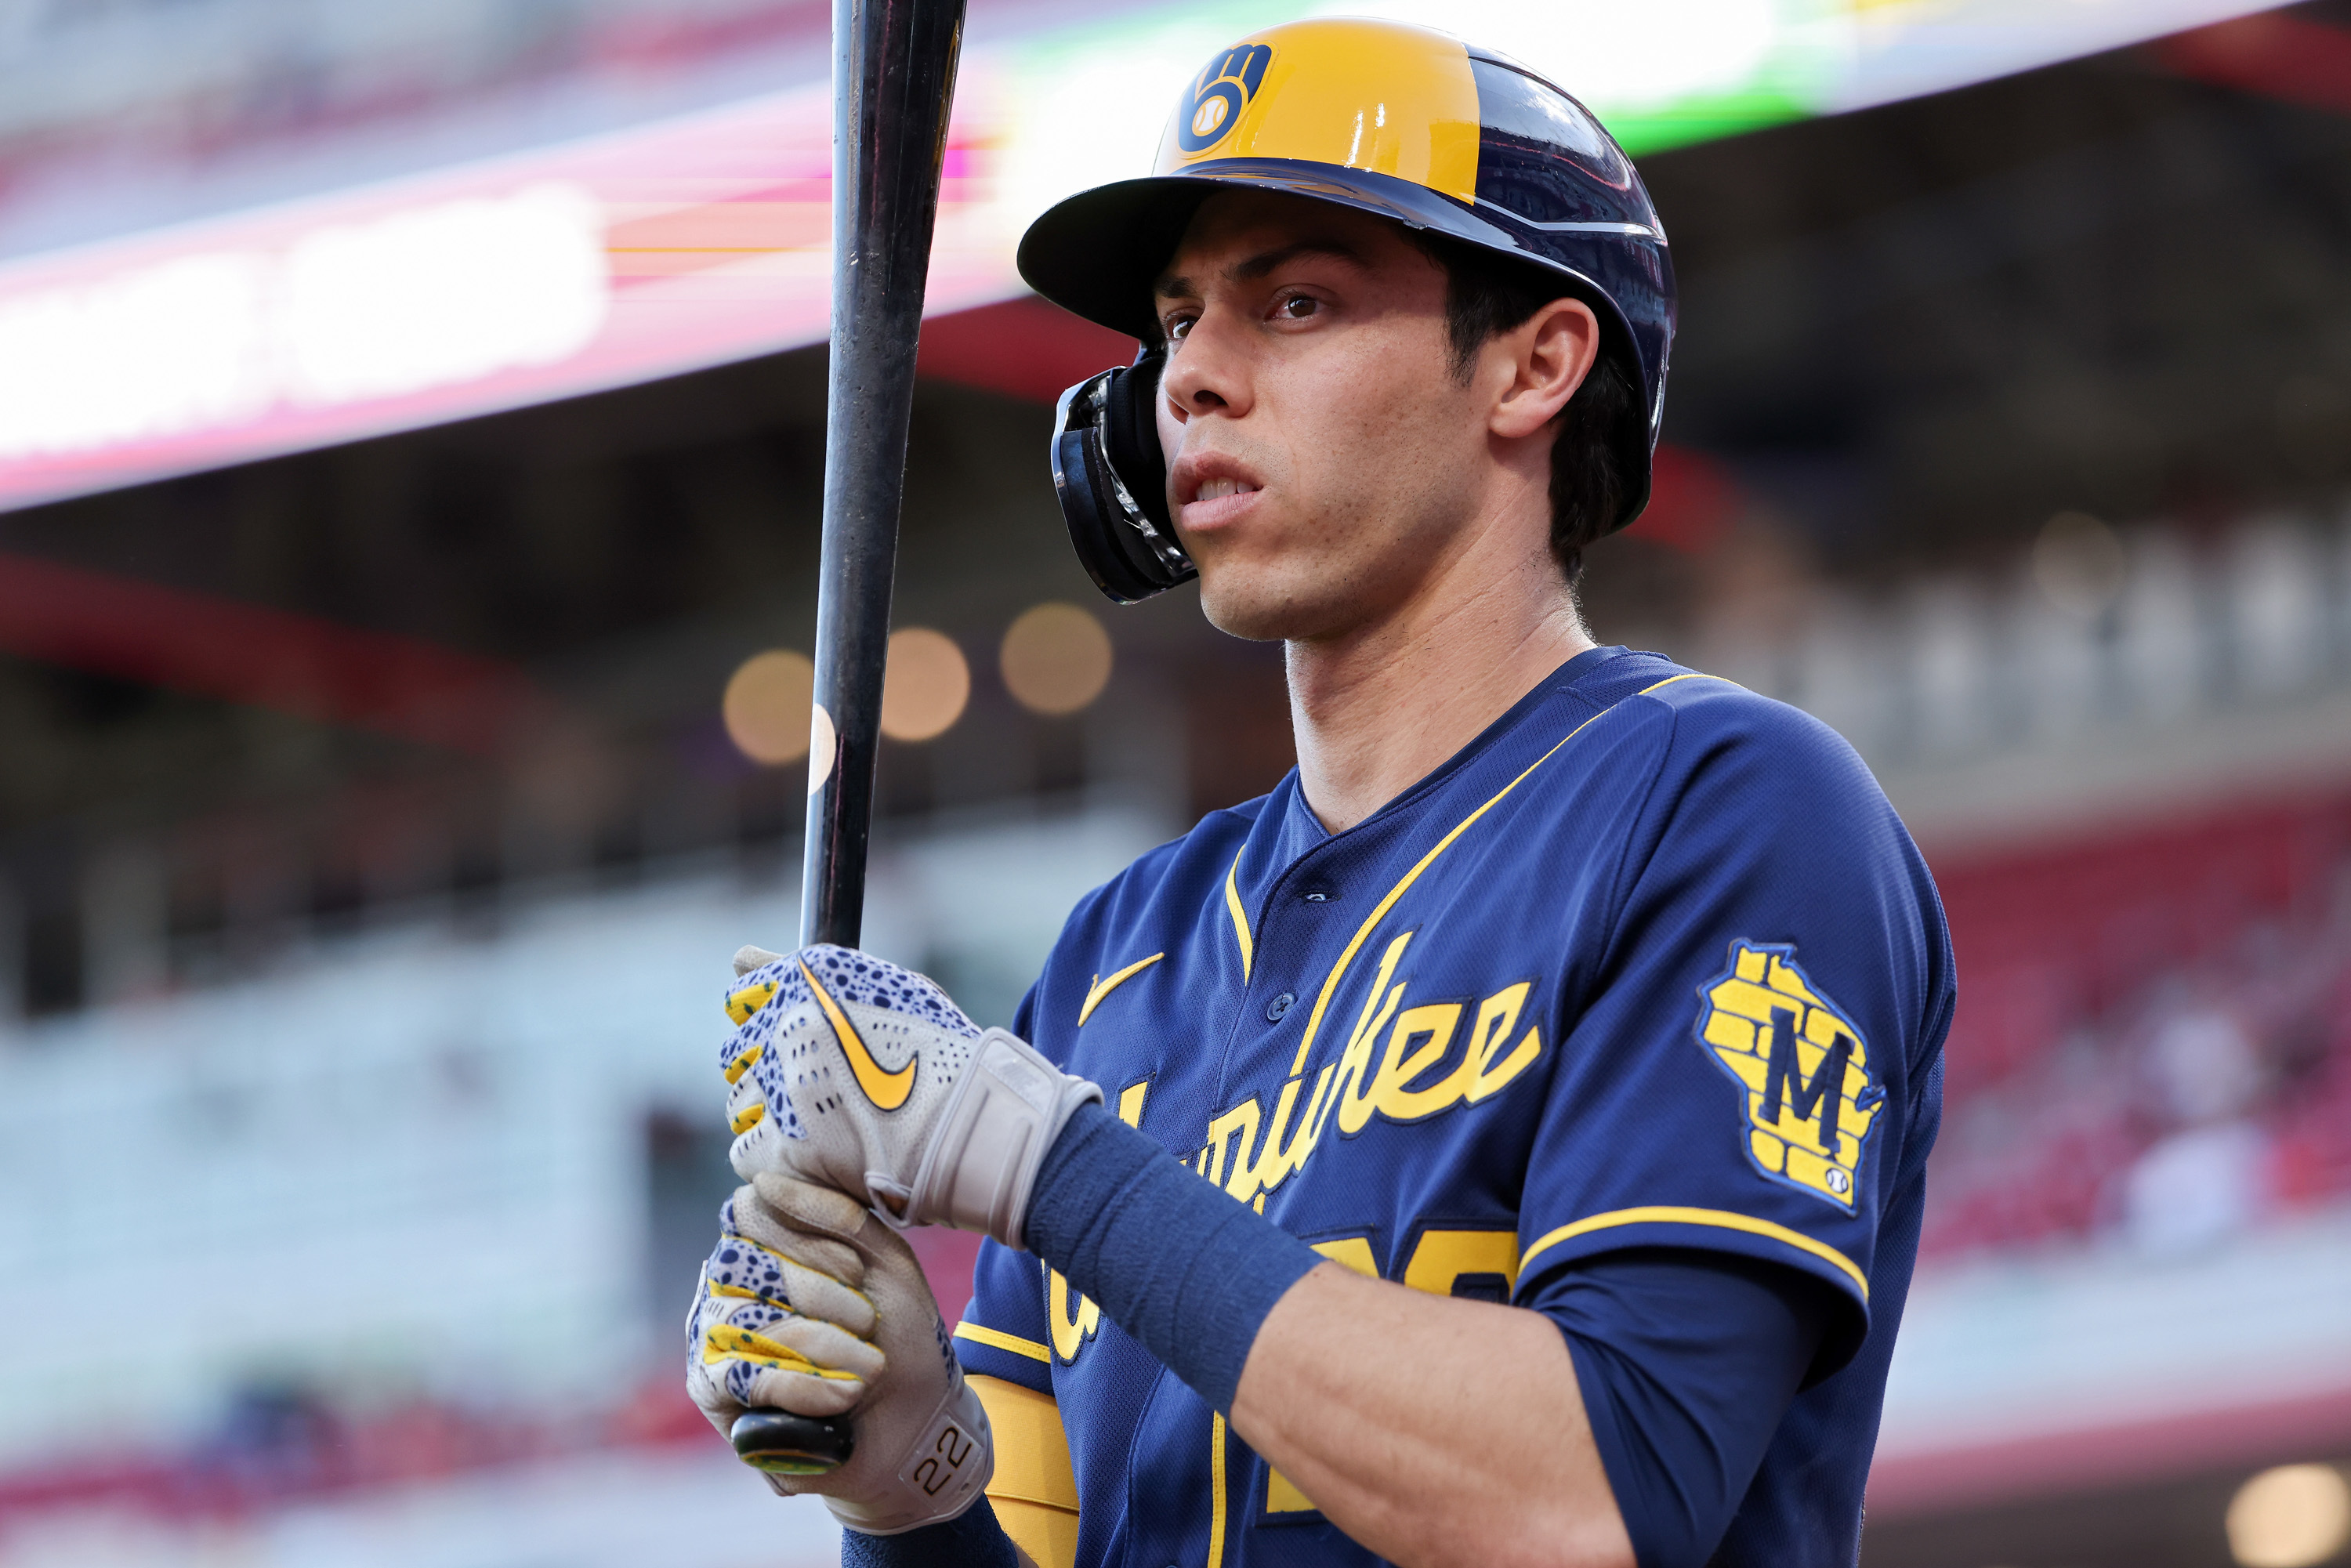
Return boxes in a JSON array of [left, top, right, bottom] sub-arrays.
[[1024, 18, 1675, 603]]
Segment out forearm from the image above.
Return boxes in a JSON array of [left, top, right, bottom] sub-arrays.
[[1018, 1106, 1828, 1568], [1231, 1264, 1633, 1568], [1021, 1105, 1628, 1566], [1023, 1100, 1324, 1410]]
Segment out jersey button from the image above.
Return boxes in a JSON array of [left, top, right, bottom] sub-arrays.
[[1265, 991, 1295, 1022], [1302, 890, 1330, 902]]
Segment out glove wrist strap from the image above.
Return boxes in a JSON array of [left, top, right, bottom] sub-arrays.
[[898, 1029, 1103, 1248]]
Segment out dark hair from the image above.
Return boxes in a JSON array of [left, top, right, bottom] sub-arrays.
[[1404, 230, 1641, 583]]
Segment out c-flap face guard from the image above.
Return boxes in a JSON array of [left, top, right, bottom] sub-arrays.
[[1049, 348, 1194, 605]]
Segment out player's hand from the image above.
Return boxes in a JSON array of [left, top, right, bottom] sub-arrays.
[[686, 1173, 993, 1534], [685, 1182, 882, 1429], [721, 943, 1101, 1249]]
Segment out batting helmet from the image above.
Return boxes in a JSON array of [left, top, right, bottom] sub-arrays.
[[1021, 17, 1676, 604]]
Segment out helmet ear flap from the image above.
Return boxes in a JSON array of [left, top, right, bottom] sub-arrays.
[[1049, 349, 1195, 605]]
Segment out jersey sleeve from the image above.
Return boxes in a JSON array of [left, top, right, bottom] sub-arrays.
[[1512, 690, 1951, 1372], [952, 1239, 1056, 1392]]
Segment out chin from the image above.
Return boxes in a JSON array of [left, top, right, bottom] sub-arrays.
[[1195, 564, 1347, 644]]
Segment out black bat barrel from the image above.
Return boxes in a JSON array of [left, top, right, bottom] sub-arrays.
[[799, 0, 968, 954], [741, 0, 966, 1480]]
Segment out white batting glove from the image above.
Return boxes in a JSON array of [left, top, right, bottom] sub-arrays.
[[685, 1185, 882, 1425], [722, 943, 1102, 1250], [686, 1173, 992, 1534]]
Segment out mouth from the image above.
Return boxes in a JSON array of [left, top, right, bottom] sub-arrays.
[[1178, 467, 1265, 531]]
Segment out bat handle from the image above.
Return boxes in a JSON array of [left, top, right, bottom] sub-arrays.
[[731, 1409, 856, 1474]]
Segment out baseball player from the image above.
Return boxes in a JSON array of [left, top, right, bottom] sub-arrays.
[[686, 19, 1953, 1568]]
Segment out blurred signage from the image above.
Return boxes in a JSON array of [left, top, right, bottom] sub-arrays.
[[0, 87, 1022, 512], [0, 0, 2283, 512]]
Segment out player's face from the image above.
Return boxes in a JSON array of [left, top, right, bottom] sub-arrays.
[[1152, 191, 1506, 642]]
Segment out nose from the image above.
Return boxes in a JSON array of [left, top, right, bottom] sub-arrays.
[[1158, 307, 1254, 425]]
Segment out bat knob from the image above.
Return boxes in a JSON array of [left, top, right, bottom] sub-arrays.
[[731, 1409, 855, 1474]]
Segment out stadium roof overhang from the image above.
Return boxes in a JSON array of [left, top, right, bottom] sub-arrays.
[[0, 0, 2289, 516]]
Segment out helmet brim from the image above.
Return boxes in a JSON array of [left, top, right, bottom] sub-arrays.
[[1016, 158, 1658, 531], [1020, 159, 1602, 342]]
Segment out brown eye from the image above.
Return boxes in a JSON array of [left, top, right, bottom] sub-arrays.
[[1166, 317, 1195, 342], [1278, 296, 1318, 320]]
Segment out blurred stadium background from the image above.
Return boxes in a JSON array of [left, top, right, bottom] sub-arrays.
[[0, 0, 2349, 1563]]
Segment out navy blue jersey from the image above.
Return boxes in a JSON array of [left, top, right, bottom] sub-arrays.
[[951, 647, 1953, 1566]]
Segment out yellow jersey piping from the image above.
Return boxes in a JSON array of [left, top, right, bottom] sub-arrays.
[[1207, 1411, 1230, 1568], [1636, 672, 1725, 695], [1284, 672, 1725, 1077], [1520, 1205, 1869, 1299], [953, 1320, 1053, 1363], [1224, 851, 1255, 982]]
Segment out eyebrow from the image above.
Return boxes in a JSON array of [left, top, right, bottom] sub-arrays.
[[1153, 238, 1370, 302]]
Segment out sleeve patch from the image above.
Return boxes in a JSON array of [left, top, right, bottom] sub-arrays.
[[1695, 941, 1885, 1211]]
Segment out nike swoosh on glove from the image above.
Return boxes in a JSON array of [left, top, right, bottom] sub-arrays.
[[722, 943, 1101, 1250]]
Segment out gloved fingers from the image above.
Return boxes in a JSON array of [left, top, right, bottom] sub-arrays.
[[704, 1297, 886, 1380], [719, 956, 800, 1179], [749, 1171, 878, 1248], [701, 1317, 875, 1410], [684, 1359, 744, 1437], [707, 1255, 877, 1345], [726, 966, 787, 1027], [734, 1362, 867, 1418], [733, 943, 787, 979], [723, 1190, 872, 1306], [753, 1171, 935, 1288], [750, 1178, 945, 1352], [725, 1068, 768, 1140], [690, 1273, 883, 1417], [689, 1343, 865, 1424]]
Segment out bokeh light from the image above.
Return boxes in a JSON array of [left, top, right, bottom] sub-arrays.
[[1001, 601, 1114, 716], [881, 627, 970, 741], [722, 649, 814, 765], [2228, 1465, 2351, 1568]]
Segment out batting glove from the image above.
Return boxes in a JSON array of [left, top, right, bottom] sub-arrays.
[[686, 1184, 882, 1425], [722, 943, 1102, 1250], [686, 1173, 993, 1534]]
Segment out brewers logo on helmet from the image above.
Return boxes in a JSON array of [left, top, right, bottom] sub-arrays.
[[1022, 18, 1676, 604]]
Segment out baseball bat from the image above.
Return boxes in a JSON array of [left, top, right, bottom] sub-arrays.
[[732, 0, 967, 1479]]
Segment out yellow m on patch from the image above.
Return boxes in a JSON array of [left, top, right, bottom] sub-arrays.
[[1695, 941, 1885, 1211]]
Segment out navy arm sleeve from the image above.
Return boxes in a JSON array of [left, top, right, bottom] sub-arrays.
[[1530, 1248, 1835, 1568], [842, 1497, 1020, 1568]]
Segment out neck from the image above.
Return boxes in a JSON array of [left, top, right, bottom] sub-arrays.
[[1285, 537, 1593, 835]]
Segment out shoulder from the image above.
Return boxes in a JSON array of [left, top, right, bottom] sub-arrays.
[[1567, 661, 1934, 927], [1538, 656, 1877, 827], [1617, 668, 1883, 813], [1589, 667, 1956, 1077]]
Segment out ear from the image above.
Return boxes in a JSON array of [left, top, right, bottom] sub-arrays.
[[1489, 298, 1601, 441]]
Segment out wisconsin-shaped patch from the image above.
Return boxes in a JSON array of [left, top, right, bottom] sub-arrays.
[[1695, 940, 1885, 1211]]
